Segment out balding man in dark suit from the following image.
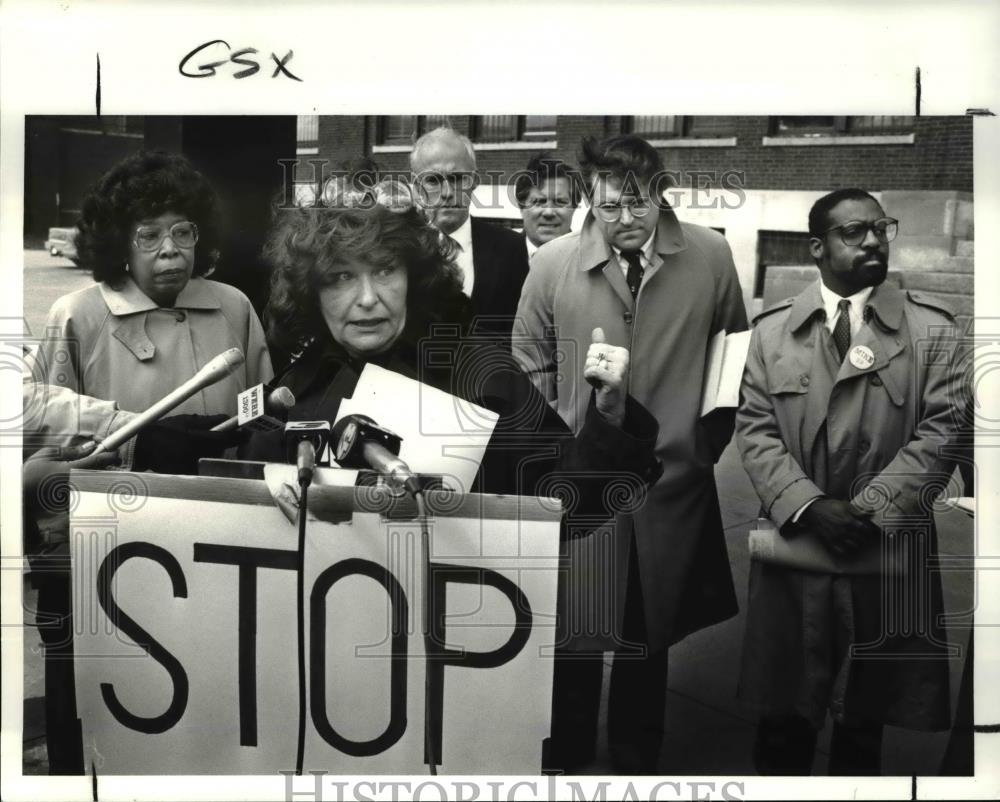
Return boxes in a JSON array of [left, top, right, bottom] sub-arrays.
[[410, 127, 529, 340]]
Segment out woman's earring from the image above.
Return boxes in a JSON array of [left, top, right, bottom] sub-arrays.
[[125, 263, 130, 273]]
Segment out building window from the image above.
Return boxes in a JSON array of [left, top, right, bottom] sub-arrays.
[[755, 231, 813, 298], [771, 116, 913, 136], [628, 115, 681, 138], [376, 115, 450, 145], [846, 116, 913, 134], [297, 115, 319, 146], [472, 115, 556, 143], [626, 116, 736, 139]]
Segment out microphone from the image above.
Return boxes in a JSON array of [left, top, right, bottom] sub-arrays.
[[331, 414, 419, 495], [284, 421, 331, 487], [210, 384, 296, 432], [91, 348, 245, 456]]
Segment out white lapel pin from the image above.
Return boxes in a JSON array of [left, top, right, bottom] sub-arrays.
[[849, 345, 875, 370]]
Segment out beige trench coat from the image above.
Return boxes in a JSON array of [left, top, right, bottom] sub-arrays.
[[514, 208, 748, 653], [35, 276, 273, 417], [735, 281, 962, 730]]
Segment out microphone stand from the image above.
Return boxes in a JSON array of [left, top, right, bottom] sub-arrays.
[[413, 487, 439, 776], [294, 442, 316, 776]]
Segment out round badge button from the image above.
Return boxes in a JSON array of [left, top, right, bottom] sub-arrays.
[[849, 345, 875, 370]]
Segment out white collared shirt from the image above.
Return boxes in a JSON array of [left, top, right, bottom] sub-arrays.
[[525, 236, 539, 260], [818, 281, 874, 339], [448, 215, 475, 297], [611, 232, 656, 282]]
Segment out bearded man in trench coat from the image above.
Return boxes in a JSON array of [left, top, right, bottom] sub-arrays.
[[514, 134, 748, 773], [735, 188, 963, 774]]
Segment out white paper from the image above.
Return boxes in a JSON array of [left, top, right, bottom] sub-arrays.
[[700, 329, 752, 416], [336, 364, 498, 492]]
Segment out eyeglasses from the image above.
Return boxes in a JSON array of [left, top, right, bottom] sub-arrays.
[[521, 196, 575, 210], [593, 198, 653, 223], [133, 221, 199, 251], [414, 171, 477, 192], [821, 217, 898, 247]]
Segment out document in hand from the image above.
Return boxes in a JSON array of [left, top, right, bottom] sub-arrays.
[[337, 364, 499, 491], [748, 518, 905, 575], [700, 329, 752, 417]]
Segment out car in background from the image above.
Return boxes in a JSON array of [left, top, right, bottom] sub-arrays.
[[44, 227, 80, 264]]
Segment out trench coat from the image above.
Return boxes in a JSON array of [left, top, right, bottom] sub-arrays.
[[513, 208, 749, 652], [36, 276, 273, 416], [735, 281, 961, 730]]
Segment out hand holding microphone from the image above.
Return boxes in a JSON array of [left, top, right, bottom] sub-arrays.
[[132, 414, 249, 475], [91, 348, 246, 456], [583, 327, 629, 428]]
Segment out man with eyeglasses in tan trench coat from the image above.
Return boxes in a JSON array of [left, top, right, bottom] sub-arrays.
[[735, 188, 963, 775], [514, 134, 748, 774]]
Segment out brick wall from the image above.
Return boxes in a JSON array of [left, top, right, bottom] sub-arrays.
[[301, 115, 973, 193]]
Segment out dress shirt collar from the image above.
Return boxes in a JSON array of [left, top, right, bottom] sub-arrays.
[[446, 215, 475, 296], [611, 230, 657, 270], [525, 235, 539, 260], [788, 280, 904, 334], [818, 281, 874, 333], [449, 214, 474, 254]]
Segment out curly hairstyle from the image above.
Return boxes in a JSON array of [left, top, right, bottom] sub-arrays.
[[75, 151, 221, 283], [263, 204, 469, 357]]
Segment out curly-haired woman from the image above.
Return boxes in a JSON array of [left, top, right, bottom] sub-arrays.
[[35, 151, 272, 417]]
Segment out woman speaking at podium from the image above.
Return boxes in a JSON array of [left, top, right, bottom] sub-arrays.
[[246, 181, 662, 522]]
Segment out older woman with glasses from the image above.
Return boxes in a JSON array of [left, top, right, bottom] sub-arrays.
[[29, 151, 273, 775], [35, 151, 273, 419]]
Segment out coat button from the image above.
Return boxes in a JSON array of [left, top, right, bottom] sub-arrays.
[[800, 375, 810, 387], [870, 374, 883, 387]]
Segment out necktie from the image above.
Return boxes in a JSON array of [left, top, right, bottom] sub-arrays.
[[833, 298, 852, 362], [623, 250, 644, 300]]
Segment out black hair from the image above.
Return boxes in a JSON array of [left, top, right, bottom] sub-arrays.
[[76, 151, 221, 284], [807, 188, 882, 237], [578, 134, 665, 200], [513, 152, 583, 207]]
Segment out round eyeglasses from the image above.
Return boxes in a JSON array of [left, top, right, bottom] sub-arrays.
[[593, 198, 653, 223], [133, 221, 199, 252], [821, 217, 898, 247]]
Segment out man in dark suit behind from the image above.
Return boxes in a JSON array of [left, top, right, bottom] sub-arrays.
[[410, 127, 529, 340]]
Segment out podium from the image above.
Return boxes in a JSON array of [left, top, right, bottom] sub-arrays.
[[69, 462, 562, 774]]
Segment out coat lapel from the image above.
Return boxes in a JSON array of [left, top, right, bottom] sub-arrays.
[[835, 284, 907, 387], [786, 284, 835, 461], [469, 219, 492, 309]]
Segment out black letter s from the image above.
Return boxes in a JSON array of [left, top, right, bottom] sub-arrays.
[[97, 543, 189, 733]]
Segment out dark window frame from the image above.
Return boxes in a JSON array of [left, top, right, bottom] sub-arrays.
[[471, 115, 557, 143], [770, 115, 914, 137], [626, 115, 737, 139], [375, 115, 451, 146]]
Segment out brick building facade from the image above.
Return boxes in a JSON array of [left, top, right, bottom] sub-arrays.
[[292, 114, 974, 321]]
